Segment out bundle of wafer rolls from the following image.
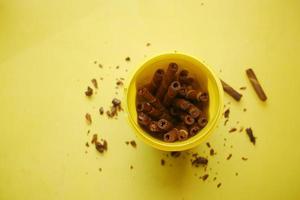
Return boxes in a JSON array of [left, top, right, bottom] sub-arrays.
[[136, 63, 209, 142]]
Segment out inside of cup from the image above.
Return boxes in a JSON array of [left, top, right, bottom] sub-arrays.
[[127, 53, 222, 149]]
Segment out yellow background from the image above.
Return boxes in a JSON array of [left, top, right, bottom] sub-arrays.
[[1, 0, 300, 199]]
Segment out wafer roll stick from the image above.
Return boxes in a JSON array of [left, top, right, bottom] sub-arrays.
[[138, 87, 164, 110], [189, 124, 200, 136], [164, 128, 178, 142], [156, 63, 178, 100], [246, 68, 267, 101], [157, 119, 173, 131], [163, 81, 181, 107], [173, 98, 191, 111], [137, 112, 152, 126], [147, 69, 165, 94]]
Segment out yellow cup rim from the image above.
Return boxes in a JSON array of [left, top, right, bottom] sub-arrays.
[[124, 52, 223, 151]]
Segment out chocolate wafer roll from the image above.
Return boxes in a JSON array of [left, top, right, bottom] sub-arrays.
[[137, 102, 162, 118], [138, 87, 164, 110], [137, 112, 152, 126], [177, 128, 189, 141], [164, 128, 178, 142], [160, 111, 173, 122], [163, 81, 181, 107], [157, 119, 173, 131], [187, 104, 202, 118], [198, 115, 208, 128], [147, 69, 165, 94], [185, 88, 209, 102], [148, 121, 161, 133], [189, 124, 200, 136], [173, 98, 191, 111], [179, 114, 195, 125], [156, 63, 179, 100]]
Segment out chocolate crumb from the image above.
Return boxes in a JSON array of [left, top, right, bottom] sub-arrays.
[[120, 78, 125, 81], [230, 145, 233, 148], [242, 157, 248, 161], [202, 174, 209, 181], [87, 130, 90, 135], [94, 61, 97, 64], [112, 98, 121, 107], [243, 108, 247, 112], [85, 113, 92, 124], [99, 107, 104, 115], [226, 154, 232, 160], [224, 119, 229, 126], [100, 77, 104, 80], [206, 142, 211, 148], [210, 149, 215, 156], [191, 156, 208, 167], [161, 159, 165, 166], [130, 165, 134, 170], [217, 183, 222, 188], [91, 79, 98, 89], [116, 66, 120, 69], [130, 140, 137, 148], [213, 177, 217, 181], [99, 168, 102, 172], [246, 128, 256, 145], [239, 86, 247, 90], [85, 142, 89, 147], [85, 86, 93, 97], [116, 80, 124, 86], [235, 172, 239, 176], [125, 57, 131, 62], [91, 134, 98, 144], [170, 151, 181, 158], [229, 128, 237, 133], [125, 141, 129, 145], [239, 127, 244, 132], [98, 64, 103, 68], [146, 42, 151, 47], [95, 139, 108, 153], [224, 108, 230, 118]]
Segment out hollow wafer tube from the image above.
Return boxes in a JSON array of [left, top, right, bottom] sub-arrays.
[[246, 68, 267, 101], [164, 128, 178, 142], [138, 87, 164, 110], [188, 104, 202, 118], [177, 129, 189, 141], [147, 69, 165, 94], [148, 121, 161, 133], [157, 119, 173, 131], [163, 81, 181, 107], [137, 112, 152, 126], [173, 98, 191, 111], [221, 79, 242, 101], [156, 63, 178, 100], [179, 114, 195, 125], [189, 124, 200, 136], [198, 116, 208, 128]]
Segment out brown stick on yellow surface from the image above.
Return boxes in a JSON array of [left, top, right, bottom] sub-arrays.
[[220, 79, 242, 101], [246, 68, 267, 101]]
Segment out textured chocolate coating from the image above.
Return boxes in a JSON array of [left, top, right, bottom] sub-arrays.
[[157, 119, 173, 131], [173, 98, 191, 111], [189, 124, 200, 136], [156, 63, 178, 100], [163, 81, 181, 107], [198, 116, 208, 128], [137, 112, 151, 126], [148, 69, 165, 94], [164, 128, 178, 142]]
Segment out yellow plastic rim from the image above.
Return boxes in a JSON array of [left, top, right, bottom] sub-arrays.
[[124, 53, 223, 151]]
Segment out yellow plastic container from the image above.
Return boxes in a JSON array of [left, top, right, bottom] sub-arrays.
[[124, 53, 223, 151]]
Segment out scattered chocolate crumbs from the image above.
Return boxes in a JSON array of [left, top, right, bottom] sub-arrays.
[[224, 119, 229, 126], [130, 140, 137, 148], [95, 139, 108, 153], [106, 98, 123, 118], [227, 154, 232, 160], [246, 128, 256, 145], [202, 174, 209, 181], [191, 156, 208, 167], [125, 57, 131, 62], [242, 157, 248, 161], [243, 108, 247, 112], [239, 86, 247, 90], [116, 66, 119, 69], [130, 165, 134, 170], [112, 98, 121, 107], [161, 159, 165, 166], [210, 149, 215, 156], [146, 42, 151, 46], [116, 80, 124, 86], [85, 142, 89, 147], [224, 108, 230, 118], [99, 107, 104, 115], [85, 86, 93, 97], [85, 113, 92, 124], [125, 141, 129, 145], [229, 128, 237, 133], [91, 134, 98, 144], [98, 64, 103, 68], [206, 142, 211, 148], [239, 127, 244, 132], [91, 79, 98, 89], [217, 183, 222, 188], [171, 151, 181, 158]]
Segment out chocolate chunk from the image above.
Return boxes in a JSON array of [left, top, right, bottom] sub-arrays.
[[125, 57, 131, 61], [226, 154, 232, 160], [202, 174, 209, 181], [242, 157, 248, 161], [85, 86, 93, 97], [191, 156, 208, 167], [95, 139, 108, 153], [130, 140, 137, 148], [221, 79, 242, 101], [224, 108, 230, 118], [246, 128, 256, 145], [146, 42, 151, 47], [112, 98, 121, 107], [85, 113, 92, 124], [85, 142, 89, 147], [170, 151, 181, 158], [217, 183, 222, 188], [91, 79, 98, 89], [130, 165, 134, 170], [161, 159, 165, 166], [243, 108, 247, 112], [229, 128, 237, 133], [91, 134, 98, 144], [99, 107, 104, 115], [246, 68, 267, 101], [116, 80, 123, 86], [210, 149, 215, 156], [206, 142, 211, 148]]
